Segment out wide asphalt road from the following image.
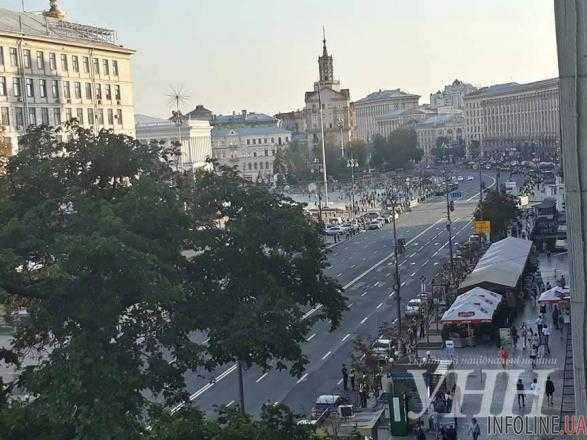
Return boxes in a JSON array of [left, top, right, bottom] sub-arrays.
[[177, 171, 496, 417]]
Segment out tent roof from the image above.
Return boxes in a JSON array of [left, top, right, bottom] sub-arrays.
[[459, 237, 532, 290], [441, 287, 502, 324], [539, 286, 570, 303]]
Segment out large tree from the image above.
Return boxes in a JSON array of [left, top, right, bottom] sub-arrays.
[[474, 189, 520, 241], [370, 129, 422, 171]]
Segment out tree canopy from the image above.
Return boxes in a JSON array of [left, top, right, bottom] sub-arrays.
[[370, 129, 423, 171], [474, 189, 520, 241]]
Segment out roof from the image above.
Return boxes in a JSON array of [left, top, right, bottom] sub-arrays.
[[416, 113, 464, 129], [186, 105, 213, 121], [135, 114, 167, 126], [377, 106, 435, 121], [355, 89, 420, 105], [442, 287, 502, 324], [212, 112, 276, 126], [212, 125, 291, 137], [465, 78, 559, 100], [0, 8, 132, 53], [459, 237, 533, 290]]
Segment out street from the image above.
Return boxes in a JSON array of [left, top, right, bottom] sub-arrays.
[[181, 173, 496, 416]]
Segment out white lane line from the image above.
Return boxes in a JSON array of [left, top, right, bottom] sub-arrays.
[[337, 273, 343, 277], [389, 292, 395, 298], [414, 242, 418, 246], [401, 281, 407, 287], [342, 218, 444, 290], [297, 373, 308, 384], [321, 351, 332, 360], [465, 176, 496, 201], [360, 316, 368, 325], [203, 338, 210, 344], [376, 302, 383, 309], [256, 372, 268, 383], [434, 262, 439, 266], [409, 252, 417, 258], [410, 272, 416, 277], [337, 378, 343, 385], [361, 291, 368, 297], [432, 250, 439, 257], [306, 333, 316, 341], [410, 262, 416, 265], [226, 400, 235, 407], [351, 264, 357, 268], [341, 333, 351, 342], [302, 305, 322, 320]]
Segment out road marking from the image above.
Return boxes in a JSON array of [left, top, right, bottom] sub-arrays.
[[351, 264, 356, 268], [226, 400, 234, 407], [297, 373, 308, 384], [410, 262, 416, 265], [376, 302, 383, 309], [414, 242, 418, 246], [337, 273, 343, 277], [409, 252, 417, 258], [256, 372, 268, 383], [306, 333, 316, 342], [434, 262, 439, 265], [361, 291, 368, 297], [410, 272, 416, 277], [432, 250, 439, 257], [401, 281, 407, 287], [302, 305, 322, 320], [360, 316, 368, 325], [341, 333, 351, 342], [337, 378, 343, 385], [392, 318, 398, 324], [341, 218, 444, 290], [434, 242, 439, 245], [321, 351, 332, 360], [389, 292, 395, 298]]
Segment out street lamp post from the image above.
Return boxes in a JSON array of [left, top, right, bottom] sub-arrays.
[[317, 86, 329, 206], [347, 156, 358, 220], [338, 117, 345, 158], [385, 191, 402, 331]]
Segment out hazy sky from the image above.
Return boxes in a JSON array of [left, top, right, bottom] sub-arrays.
[[5, 1, 558, 118]]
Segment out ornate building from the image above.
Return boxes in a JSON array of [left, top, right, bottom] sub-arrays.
[[430, 79, 477, 111], [353, 89, 420, 143], [304, 33, 351, 154], [376, 106, 437, 140], [415, 113, 465, 162], [464, 78, 560, 155]]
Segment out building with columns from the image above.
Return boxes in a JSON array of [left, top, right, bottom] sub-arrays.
[[353, 89, 420, 143], [430, 79, 477, 111], [415, 113, 465, 162], [304, 34, 351, 155], [464, 78, 560, 155], [0, 2, 135, 154], [376, 106, 437, 140]]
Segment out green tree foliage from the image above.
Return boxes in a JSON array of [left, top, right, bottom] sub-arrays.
[[474, 189, 520, 241], [0, 125, 345, 438], [370, 129, 423, 171]]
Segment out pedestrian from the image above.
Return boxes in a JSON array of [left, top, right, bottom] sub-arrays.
[[560, 274, 566, 288], [542, 325, 551, 355], [553, 306, 560, 330], [349, 368, 356, 391], [539, 303, 546, 317], [530, 377, 538, 393], [445, 424, 457, 440], [341, 364, 348, 391], [516, 378, 526, 408], [511, 325, 519, 350], [536, 316, 544, 340], [416, 424, 427, 440], [359, 382, 367, 408], [545, 376, 555, 405], [521, 323, 528, 350], [546, 281, 552, 290], [498, 346, 509, 369], [469, 417, 481, 440], [530, 340, 538, 369]]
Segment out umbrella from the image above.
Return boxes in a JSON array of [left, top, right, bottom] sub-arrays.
[[441, 287, 502, 324], [538, 286, 570, 304]]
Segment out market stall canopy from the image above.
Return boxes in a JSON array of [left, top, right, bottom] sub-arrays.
[[538, 286, 570, 304], [459, 237, 533, 291], [441, 287, 502, 324]]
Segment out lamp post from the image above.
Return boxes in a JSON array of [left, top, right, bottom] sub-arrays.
[[338, 117, 345, 158], [310, 160, 324, 223], [385, 190, 402, 331], [347, 156, 359, 220], [317, 86, 329, 206]]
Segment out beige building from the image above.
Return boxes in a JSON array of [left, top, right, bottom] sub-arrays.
[[376, 106, 437, 140], [353, 89, 420, 143], [0, 2, 135, 153], [304, 35, 351, 154], [430, 79, 477, 111], [416, 113, 465, 162], [464, 78, 560, 155]]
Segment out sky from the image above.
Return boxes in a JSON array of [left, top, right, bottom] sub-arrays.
[[3, 0, 559, 118]]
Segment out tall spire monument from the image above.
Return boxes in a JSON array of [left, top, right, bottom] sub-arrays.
[[318, 27, 334, 84]]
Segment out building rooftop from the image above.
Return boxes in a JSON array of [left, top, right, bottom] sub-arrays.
[[465, 78, 559, 99], [212, 125, 291, 137], [355, 88, 420, 104], [0, 7, 132, 53], [416, 113, 464, 128], [377, 106, 436, 121], [212, 111, 276, 126]]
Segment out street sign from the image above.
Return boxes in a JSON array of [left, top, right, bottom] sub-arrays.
[[449, 191, 462, 200], [474, 220, 491, 235]]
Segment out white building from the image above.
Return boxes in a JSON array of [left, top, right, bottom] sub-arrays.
[[304, 34, 351, 154], [135, 116, 212, 171], [0, 2, 135, 153], [376, 106, 437, 140], [353, 89, 420, 143], [430, 79, 477, 111], [415, 113, 465, 162]]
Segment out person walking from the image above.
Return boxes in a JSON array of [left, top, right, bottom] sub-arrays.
[[498, 346, 509, 369], [511, 325, 519, 350], [516, 378, 526, 408], [341, 364, 348, 391], [536, 316, 544, 342], [553, 305, 560, 330], [416, 425, 427, 440], [545, 376, 555, 405], [521, 323, 528, 350], [530, 339, 538, 369], [349, 368, 356, 391], [469, 417, 481, 440], [542, 325, 551, 355]]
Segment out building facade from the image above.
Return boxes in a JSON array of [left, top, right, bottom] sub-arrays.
[[430, 79, 477, 111], [464, 78, 560, 155], [211, 110, 291, 182], [0, 3, 135, 153], [135, 116, 212, 171], [415, 113, 465, 162], [353, 89, 420, 143], [304, 34, 351, 155], [376, 106, 437, 140]]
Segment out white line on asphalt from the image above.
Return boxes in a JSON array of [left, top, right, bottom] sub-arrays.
[[360, 316, 368, 325], [432, 250, 439, 257], [256, 372, 268, 383], [337, 379, 343, 385], [306, 333, 316, 341], [376, 302, 383, 309], [392, 318, 398, 324], [389, 292, 395, 298], [226, 400, 234, 407], [337, 273, 343, 277], [297, 373, 308, 384], [341, 218, 444, 290], [274, 401, 280, 405], [401, 281, 407, 287], [302, 305, 322, 320], [361, 291, 368, 297], [410, 272, 416, 277], [341, 333, 351, 342], [322, 351, 332, 360], [360, 354, 366, 361], [409, 252, 417, 258], [410, 262, 416, 265], [351, 264, 356, 268]]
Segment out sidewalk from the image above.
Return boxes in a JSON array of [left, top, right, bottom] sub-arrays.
[[538, 251, 569, 288]]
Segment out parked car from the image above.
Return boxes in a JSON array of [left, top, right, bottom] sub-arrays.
[[457, 176, 464, 182], [367, 220, 384, 230], [371, 338, 395, 362], [467, 176, 475, 181], [405, 298, 423, 316], [324, 225, 344, 236]]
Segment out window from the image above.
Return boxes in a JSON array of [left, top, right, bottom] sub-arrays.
[[85, 83, 92, 99], [116, 109, 122, 125], [93, 58, 100, 75], [103, 59, 110, 75], [52, 80, 59, 98], [83, 57, 90, 73], [107, 108, 114, 125], [260, 162, 264, 169], [252, 139, 256, 145], [97, 109, 104, 125], [36, 51, 44, 69], [87, 108, 94, 125], [39, 79, 47, 98], [95, 84, 102, 100], [53, 108, 61, 125], [248, 163, 252, 170], [0, 47, 4, 66], [105, 84, 112, 100], [1, 107, 9, 126], [254, 162, 258, 170], [9, 48, 18, 66], [266, 161, 270, 169], [72, 56, 79, 72], [23, 50, 31, 68], [264, 138, 267, 144], [74, 82, 81, 99], [113, 60, 119, 76], [76, 108, 84, 125], [115, 85, 121, 101], [41, 107, 49, 125], [61, 54, 68, 71], [247, 139, 250, 145], [271, 137, 274, 143], [0, 77, 6, 96], [15, 107, 23, 127], [13, 78, 21, 97], [28, 107, 37, 126], [65, 108, 72, 122], [49, 53, 56, 70], [63, 81, 71, 99]]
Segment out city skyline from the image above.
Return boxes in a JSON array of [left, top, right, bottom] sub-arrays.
[[5, 0, 559, 118]]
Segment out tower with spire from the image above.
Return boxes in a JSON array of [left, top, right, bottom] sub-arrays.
[[318, 28, 334, 85]]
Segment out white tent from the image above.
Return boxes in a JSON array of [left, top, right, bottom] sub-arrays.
[[538, 286, 570, 304], [441, 287, 502, 324]]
